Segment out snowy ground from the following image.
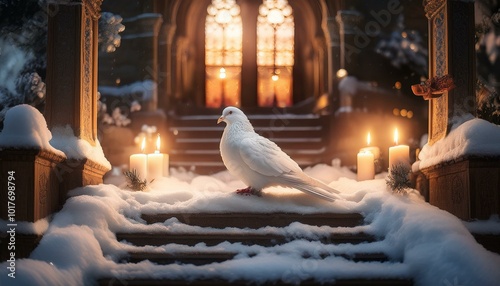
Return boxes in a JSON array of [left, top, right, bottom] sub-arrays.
[[1, 164, 500, 286]]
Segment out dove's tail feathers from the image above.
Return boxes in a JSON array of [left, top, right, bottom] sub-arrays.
[[280, 173, 341, 202], [308, 176, 341, 194], [292, 183, 338, 202]]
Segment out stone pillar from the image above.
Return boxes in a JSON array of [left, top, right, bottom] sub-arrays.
[[46, 0, 102, 145], [424, 0, 477, 145], [239, 0, 259, 108], [45, 0, 110, 198], [418, 0, 499, 220]]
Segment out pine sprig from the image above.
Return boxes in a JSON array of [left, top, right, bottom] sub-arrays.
[[386, 163, 411, 194], [123, 169, 149, 191]]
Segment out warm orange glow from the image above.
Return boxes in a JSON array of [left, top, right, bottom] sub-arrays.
[[394, 128, 399, 145], [141, 137, 146, 153], [271, 74, 279, 81], [156, 134, 161, 152], [367, 132, 371, 146]]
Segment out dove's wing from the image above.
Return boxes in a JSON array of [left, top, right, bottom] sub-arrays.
[[239, 134, 301, 177]]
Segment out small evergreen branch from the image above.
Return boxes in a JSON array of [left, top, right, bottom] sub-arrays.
[[386, 163, 412, 194], [123, 169, 148, 191]]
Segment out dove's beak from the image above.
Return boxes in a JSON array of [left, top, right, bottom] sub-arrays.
[[217, 116, 225, 124]]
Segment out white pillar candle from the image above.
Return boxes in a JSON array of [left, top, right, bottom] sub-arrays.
[[147, 134, 164, 182], [357, 150, 375, 181], [360, 146, 380, 160], [129, 138, 147, 180], [147, 152, 163, 182], [388, 128, 410, 172]]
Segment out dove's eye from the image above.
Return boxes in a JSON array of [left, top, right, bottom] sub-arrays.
[[229, 111, 233, 115]]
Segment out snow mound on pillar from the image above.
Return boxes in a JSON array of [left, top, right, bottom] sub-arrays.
[[50, 125, 112, 170], [0, 104, 65, 157]]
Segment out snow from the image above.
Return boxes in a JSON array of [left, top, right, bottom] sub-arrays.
[[0, 104, 65, 157], [0, 104, 111, 169], [415, 116, 500, 170], [50, 125, 112, 170], [1, 164, 499, 286]]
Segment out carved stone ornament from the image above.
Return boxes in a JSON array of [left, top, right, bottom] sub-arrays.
[[423, 0, 446, 19]]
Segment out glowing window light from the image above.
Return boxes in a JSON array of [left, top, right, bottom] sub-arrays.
[[257, 0, 294, 107], [205, 0, 242, 108]]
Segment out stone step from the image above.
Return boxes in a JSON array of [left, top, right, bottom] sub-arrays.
[[99, 277, 413, 286], [170, 137, 325, 151], [124, 251, 237, 265], [123, 251, 390, 265], [142, 212, 365, 228], [168, 114, 324, 128], [166, 114, 330, 174], [117, 232, 376, 247]]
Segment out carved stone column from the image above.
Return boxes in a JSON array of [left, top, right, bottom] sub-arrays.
[[45, 0, 110, 200], [418, 0, 499, 220], [424, 0, 476, 145]]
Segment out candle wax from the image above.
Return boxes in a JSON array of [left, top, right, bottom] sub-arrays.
[[147, 152, 164, 182], [388, 145, 410, 172], [357, 150, 375, 181], [129, 154, 147, 180], [360, 146, 380, 160]]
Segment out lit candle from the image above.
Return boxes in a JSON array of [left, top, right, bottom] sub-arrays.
[[129, 137, 148, 180], [388, 128, 410, 172], [357, 150, 375, 181], [360, 132, 380, 160], [147, 134, 164, 182]]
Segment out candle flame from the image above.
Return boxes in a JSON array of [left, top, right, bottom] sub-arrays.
[[394, 128, 399, 145], [367, 132, 371, 146], [156, 134, 161, 152], [141, 137, 146, 153]]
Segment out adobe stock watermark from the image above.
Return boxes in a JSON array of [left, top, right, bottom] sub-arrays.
[[5, 170, 17, 279], [343, 0, 404, 64]]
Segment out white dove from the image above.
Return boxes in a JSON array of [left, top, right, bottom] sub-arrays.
[[217, 106, 341, 202]]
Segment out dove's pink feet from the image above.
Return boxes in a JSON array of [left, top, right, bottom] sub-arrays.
[[236, 187, 262, 197]]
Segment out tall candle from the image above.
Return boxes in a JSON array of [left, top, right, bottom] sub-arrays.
[[129, 138, 147, 180], [388, 128, 410, 172], [147, 134, 164, 182], [357, 150, 375, 181]]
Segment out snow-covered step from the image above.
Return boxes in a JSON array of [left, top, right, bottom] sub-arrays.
[[98, 261, 413, 286], [141, 212, 365, 228], [123, 250, 391, 265], [116, 232, 376, 247], [99, 277, 413, 286], [123, 251, 237, 265]]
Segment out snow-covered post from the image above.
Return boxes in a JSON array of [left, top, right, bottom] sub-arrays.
[[415, 1, 500, 220], [45, 0, 110, 194]]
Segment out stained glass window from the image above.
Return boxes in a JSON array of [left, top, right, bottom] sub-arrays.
[[257, 0, 294, 107], [205, 0, 242, 107]]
